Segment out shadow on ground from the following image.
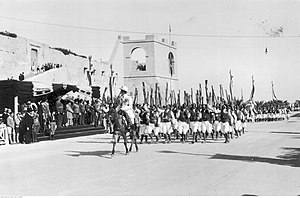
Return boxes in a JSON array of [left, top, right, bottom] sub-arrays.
[[65, 150, 118, 159], [241, 194, 258, 196], [271, 131, 300, 135], [210, 147, 300, 168], [77, 140, 112, 144], [157, 150, 212, 157]]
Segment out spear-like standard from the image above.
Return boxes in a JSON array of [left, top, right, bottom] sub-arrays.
[[205, 80, 209, 104], [146, 90, 150, 105], [142, 82, 147, 104], [211, 85, 216, 106], [220, 84, 224, 104], [173, 90, 177, 106], [229, 70, 233, 102], [199, 83, 202, 106], [150, 86, 154, 107], [177, 90, 181, 107], [165, 82, 169, 106], [225, 89, 230, 104], [158, 85, 162, 107], [196, 90, 199, 107], [133, 87, 139, 106], [102, 87, 108, 103], [191, 88, 194, 105], [155, 83, 158, 106]]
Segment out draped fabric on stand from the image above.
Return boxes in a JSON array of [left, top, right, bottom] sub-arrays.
[[91, 86, 100, 99]]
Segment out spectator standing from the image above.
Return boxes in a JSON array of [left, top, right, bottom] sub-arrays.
[[72, 100, 80, 126], [14, 112, 21, 144], [41, 99, 51, 128], [55, 97, 64, 128], [93, 99, 101, 127], [49, 112, 57, 140], [2, 108, 9, 125], [6, 112, 16, 144], [85, 100, 92, 124], [66, 101, 74, 126], [78, 99, 86, 125], [32, 111, 40, 142], [0, 118, 9, 145], [101, 103, 109, 130], [19, 108, 34, 144]]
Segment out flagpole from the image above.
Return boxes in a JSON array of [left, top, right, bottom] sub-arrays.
[[271, 81, 273, 101], [168, 24, 172, 105]]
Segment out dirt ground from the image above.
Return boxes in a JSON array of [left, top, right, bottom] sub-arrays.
[[0, 120, 300, 196]]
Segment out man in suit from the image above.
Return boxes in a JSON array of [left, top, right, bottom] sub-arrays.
[[19, 108, 34, 144]]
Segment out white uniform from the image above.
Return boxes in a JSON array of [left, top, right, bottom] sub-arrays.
[[116, 93, 135, 124]]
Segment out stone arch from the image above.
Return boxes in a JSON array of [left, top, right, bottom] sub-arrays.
[[168, 52, 175, 76], [131, 47, 146, 71]]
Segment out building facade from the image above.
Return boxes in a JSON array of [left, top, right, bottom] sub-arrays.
[[0, 33, 179, 104], [109, 35, 179, 105], [0, 33, 124, 99]]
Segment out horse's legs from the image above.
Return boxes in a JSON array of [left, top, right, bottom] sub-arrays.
[[122, 131, 129, 155], [129, 131, 133, 152], [129, 128, 139, 152], [111, 134, 117, 156]]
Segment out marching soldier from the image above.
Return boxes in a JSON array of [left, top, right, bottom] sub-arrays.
[[212, 105, 222, 140], [235, 106, 245, 137], [201, 105, 214, 142], [161, 105, 174, 143], [189, 103, 201, 144], [177, 104, 190, 143], [220, 105, 231, 143], [139, 103, 151, 144], [149, 106, 161, 143]]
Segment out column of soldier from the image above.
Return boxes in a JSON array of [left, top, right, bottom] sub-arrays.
[[129, 81, 290, 144]]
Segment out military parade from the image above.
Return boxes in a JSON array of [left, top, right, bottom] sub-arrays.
[[0, 0, 299, 196]]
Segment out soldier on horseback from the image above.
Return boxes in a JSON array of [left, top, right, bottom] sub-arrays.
[[115, 86, 135, 129], [109, 86, 138, 157]]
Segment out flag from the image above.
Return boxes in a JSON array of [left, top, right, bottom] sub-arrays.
[[249, 76, 255, 101], [205, 80, 209, 104], [271, 81, 278, 100], [211, 85, 216, 106], [229, 70, 233, 101], [165, 82, 168, 105], [219, 84, 224, 102]]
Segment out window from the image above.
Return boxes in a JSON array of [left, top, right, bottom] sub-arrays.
[[168, 52, 175, 76], [131, 48, 146, 71], [30, 48, 38, 72]]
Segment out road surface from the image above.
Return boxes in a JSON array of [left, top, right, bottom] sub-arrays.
[[0, 120, 300, 196]]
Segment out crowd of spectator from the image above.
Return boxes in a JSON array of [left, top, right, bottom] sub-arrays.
[[0, 96, 110, 145]]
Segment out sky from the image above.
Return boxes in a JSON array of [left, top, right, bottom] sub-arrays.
[[0, 0, 299, 102]]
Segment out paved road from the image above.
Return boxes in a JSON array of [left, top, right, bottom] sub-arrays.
[[1, 120, 300, 196]]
